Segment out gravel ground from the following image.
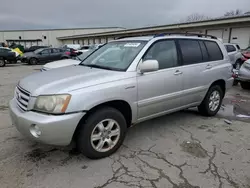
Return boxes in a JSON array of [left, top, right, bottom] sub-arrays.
[[0, 64, 250, 188]]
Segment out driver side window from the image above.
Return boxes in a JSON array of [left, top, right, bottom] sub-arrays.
[[143, 40, 178, 70], [40, 49, 50, 55]]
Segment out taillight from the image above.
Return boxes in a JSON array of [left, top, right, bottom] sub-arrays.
[[65, 51, 71, 55]]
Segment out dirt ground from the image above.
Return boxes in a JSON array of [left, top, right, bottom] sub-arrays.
[[0, 64, 250, 188]]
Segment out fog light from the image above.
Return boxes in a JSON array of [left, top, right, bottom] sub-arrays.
[[30, 124, 41, 138]]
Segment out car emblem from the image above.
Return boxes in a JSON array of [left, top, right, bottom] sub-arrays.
[[16, 92, 21, 100]]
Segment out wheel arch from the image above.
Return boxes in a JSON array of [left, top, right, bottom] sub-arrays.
[[72, 100, 133, 141], [209, 79, 226, 97]]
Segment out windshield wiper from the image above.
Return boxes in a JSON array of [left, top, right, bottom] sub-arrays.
[[80, 64, 123, 71], [81, 64, 113, 70]]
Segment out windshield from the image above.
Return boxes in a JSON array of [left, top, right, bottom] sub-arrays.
[[34, 48, 45, 54], [80, 41, 146, 71], [75, 50, 95, 61]]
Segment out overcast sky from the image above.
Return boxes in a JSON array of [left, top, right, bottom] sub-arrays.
[[0, 0, 249, 30]]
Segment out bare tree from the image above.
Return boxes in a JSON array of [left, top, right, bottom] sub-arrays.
[[185, 13, 210, 22], [224, 9, 243, 16]]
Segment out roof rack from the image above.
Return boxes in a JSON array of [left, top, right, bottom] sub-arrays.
[[154, 33, 217, 39]]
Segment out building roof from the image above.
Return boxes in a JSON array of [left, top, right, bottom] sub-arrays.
[[57, 14, 250, 40], [0, 26, 125, 32]]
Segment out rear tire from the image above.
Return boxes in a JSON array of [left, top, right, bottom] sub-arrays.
[[233, 79, 239, 86], [198, 85, 223, 116], [0, 59, 6, 67], [240, 81, 250, 90], [77, 107, 127, 159], [29, 58, 38, 65]]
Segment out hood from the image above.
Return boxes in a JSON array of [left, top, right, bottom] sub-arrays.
[[19, 65, 135, 96], [43, 59, 80, 69], [23, 52, 35, 57]]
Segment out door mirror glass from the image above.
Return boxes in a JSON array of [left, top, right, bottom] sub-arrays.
[[139, 60, 159, 73]]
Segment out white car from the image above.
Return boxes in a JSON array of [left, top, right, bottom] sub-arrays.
[[41, 59, 80, 71], [224, 43, 243, 69], [41, 50, 93, 71]]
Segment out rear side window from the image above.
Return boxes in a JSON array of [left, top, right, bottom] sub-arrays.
[[225, 45, 236, 53], [178, 39, 203, 65], [204, 41, 223, 61], [236, 45, 240, 50], [198, 41, 209, 62]]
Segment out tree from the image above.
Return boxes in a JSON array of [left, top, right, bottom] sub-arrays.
[[185, 13, 210, 22], [224, 9, 242, 16]]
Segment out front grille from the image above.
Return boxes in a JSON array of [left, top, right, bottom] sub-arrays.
[[15, 85, 30, 111]]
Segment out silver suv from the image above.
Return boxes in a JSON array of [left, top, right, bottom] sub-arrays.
[[9, 34, 233, 159]]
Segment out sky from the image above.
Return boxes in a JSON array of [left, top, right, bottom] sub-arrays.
[[0, 0, 249, 30]]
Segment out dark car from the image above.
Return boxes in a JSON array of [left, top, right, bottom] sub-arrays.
[[0, 48, 17, 67], [21, 48, 71, 65], [24, 46, 49, 53]]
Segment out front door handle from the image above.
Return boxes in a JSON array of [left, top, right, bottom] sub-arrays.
[[174, 70, 183, 75], [206, 64, 212, 69]]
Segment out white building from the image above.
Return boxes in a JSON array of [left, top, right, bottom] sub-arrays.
[[0, 27, 124, 48], [58, 15, 250, 49]]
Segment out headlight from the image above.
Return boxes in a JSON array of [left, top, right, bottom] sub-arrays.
[[34, 94, 71, 114]]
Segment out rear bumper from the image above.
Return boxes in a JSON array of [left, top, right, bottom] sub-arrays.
[[9, 99, 85, 146]]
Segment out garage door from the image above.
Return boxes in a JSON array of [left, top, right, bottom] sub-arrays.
[[88, 39, 94, 45], [101, 38, 106, 44], [230, 27, 250, 49], [207, 29, 223, 40]]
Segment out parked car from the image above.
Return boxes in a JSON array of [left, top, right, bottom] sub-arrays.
[[20, 48, 71, 65], [78, 44, 104, 53], [61, 44, 81, 50], [41, 49, 95, 71], [24, 46, 49, 53], [224, 43, 243, 69], [78, 45, 91, 53], [234, 59, 250, 89], [0, 47, 19, 67], [62, 47, 81, 57], [9, 34, 233, 159]]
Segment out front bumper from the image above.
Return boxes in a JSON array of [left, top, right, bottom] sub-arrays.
[[9, 99, 85, 146]]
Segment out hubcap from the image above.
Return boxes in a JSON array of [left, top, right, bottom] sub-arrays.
[[0, 60, 4, 66], [91, 119, 120, 153], [209, 90, 220, 111]]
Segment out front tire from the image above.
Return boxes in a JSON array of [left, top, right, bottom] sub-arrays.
[[240, 81, 250, 90], [29, 58, 38, 65], [77, 107, 127, 159], [0, 59, 6, 67], [198, 85, 223, 116]]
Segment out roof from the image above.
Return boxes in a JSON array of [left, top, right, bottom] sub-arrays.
[[117, 36, 154, 41], [58, 14, 250, 40], [0, 26, 125, 32]]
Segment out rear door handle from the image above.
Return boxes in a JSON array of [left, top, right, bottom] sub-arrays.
[[206, 64, 212, 69], [174, 70, 183, 75]]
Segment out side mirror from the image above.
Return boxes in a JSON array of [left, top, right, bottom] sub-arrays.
[[139, 60, 159, 73]]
